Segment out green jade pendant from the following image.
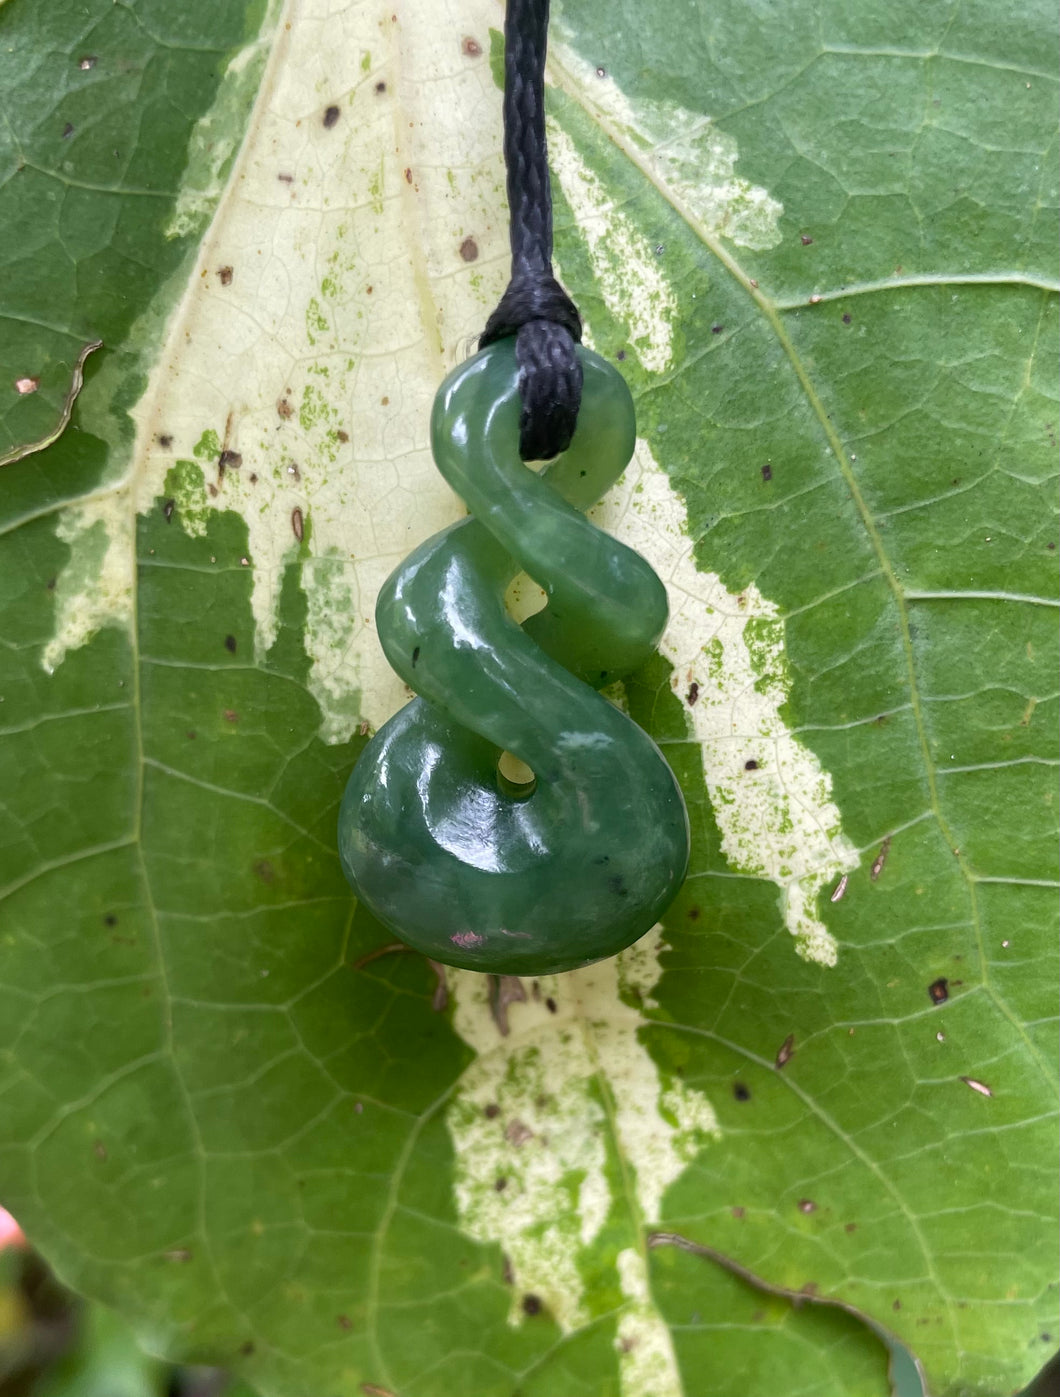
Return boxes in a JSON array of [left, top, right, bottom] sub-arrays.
[[338, 341, 690, 974]]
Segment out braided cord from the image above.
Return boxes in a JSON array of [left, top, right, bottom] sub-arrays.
[[479, 0, 583, 461]]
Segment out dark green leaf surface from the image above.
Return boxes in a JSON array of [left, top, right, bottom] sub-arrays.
[[1, 2, 1056, 1396]]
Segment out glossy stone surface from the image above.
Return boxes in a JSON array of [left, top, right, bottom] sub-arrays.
[[338, 341, 690, 974]]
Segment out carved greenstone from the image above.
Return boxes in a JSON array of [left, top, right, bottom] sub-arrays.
[[338, 340, 690, 973]]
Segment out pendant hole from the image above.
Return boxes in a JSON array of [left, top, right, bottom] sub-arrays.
[[498, 750, 536, 798], [504, 571, 547, 624]]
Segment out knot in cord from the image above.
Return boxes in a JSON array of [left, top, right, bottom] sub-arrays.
[[480, 0, 583, 461], [480, 272, 582, 463]]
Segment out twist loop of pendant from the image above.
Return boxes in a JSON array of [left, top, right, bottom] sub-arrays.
[[338, 341, 689, 974]]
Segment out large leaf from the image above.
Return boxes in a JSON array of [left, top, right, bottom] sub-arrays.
[[1, 1, 1056, 1395]]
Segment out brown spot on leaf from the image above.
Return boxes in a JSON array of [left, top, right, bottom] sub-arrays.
[[291, 507, 304, 542], [842, 313, 852, 324], [686, 681, 700, 705], [374, 80, 387, 93], [162, 499, 175, 523], [254, 860, 275, 883], [731, 1206, 745, 1219], [336, 428, 349, 442], [337, 1314, 353, 1331], [322, 105, 341, 128], [164, 1248, 192, 1264], [459, 236, 479, 262], [521, 1294, 542, 1316], [505, 1118, 533, 1147], [62, 122, 75, 139], [798, 1198, 817, 1214], [761, 463, 772, 481], [494, 1176, 507, 1191], [845, 1222, 857, 1233], [93, 1140, 107, 1161], [461, 35, 482, 56], [223, 709, 239, 723], [775, 1033, 796, 1069], [928, 977, 949, 1005], [870, 836, 891, 881], [277, 396, 293, 419], [733, 1082, 751, 1101], [687, 906, 700, 921], [224, 634, 237, 653], [490, 974, 526, 1035], [484, 1102, 500, 1119], [217, 266, 233, 286], [404, 166, 413, 183], [545, 996, 557, 1013], [801, 234, 813, 245], [14, 376, 40, 395], [744, 759, 759, 771], [79, 55, 97, 70], [157, 433, 173, 448], [218, 449, 242, 471]]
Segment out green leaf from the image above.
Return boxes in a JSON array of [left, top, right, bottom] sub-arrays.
[[1, 2, 1056, 1396]]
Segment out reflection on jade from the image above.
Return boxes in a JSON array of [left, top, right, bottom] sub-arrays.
[[338, 341, 690, 974]]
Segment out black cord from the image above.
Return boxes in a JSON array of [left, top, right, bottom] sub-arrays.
[[479, 0, 583, 461]]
